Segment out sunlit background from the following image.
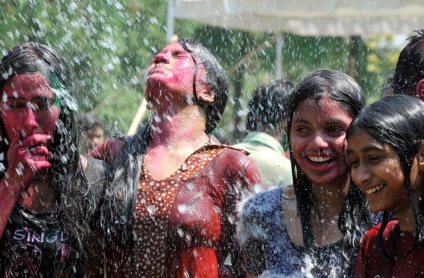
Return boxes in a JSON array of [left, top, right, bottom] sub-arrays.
[[1, 0, 422, 143]]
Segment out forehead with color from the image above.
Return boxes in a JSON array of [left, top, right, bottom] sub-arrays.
[[2, 73, 54, 101], [4, 73, 50, 90]]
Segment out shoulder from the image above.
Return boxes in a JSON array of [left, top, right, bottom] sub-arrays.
[[237, 187, 285, 243], [209, 145, 260, 176], [218, 144, 250, 158], [210, 147, 262, 190], [362, 220, 397, 243], [241, 187, 283, 212], [213, 146, 256, 169], [238, 187, 283, 226]]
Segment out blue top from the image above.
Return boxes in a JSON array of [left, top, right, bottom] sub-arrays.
[[238, 187, 358, 277]]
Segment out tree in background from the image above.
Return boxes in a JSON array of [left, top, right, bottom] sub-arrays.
[[0, 0, 403, 140]]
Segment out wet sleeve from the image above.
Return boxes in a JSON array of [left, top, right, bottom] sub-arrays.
[[226, 153, 262, 277], [88, 136, 127, 164], [220, 151, 262, 277], [237, 196, 267, 276]]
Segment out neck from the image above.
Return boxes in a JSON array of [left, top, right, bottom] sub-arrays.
[[311, 174, 350, 219], [307, 175, 350, 246], [149, 104, 209, 150], [393, 200, 418, 232]]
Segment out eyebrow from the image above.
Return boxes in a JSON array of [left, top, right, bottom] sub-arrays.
[[347, 145, 385, 155], [293, 118, 346, 125], [326, 119, 346, 125], [293, 118, 310, 124]]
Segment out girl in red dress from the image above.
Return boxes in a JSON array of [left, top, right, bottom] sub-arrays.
[[347, 95, 424, 277], [89, 38, 261, 277]]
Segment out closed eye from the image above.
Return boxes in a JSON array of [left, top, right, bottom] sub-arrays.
[[368, 156, 382, 163]]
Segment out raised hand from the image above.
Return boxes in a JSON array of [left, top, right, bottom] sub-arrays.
[[5, 134, 52, 191]]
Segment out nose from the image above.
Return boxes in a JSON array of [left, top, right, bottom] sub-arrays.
[[153, 52, 169, 64], [22, 106, 39, 130], [352, 163, 371, 188], [310, 132, 329, 150]]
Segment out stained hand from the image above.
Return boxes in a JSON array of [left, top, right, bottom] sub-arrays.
[[6, 134, 52, 190]]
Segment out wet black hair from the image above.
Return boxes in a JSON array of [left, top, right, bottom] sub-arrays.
[[0, 42, 90, 259], [392, 29, 424, 96], [286, 69, 367, 275], [178, 38, 229, 134], [347, 94, 424, 256], [246, 79, 295, 132]]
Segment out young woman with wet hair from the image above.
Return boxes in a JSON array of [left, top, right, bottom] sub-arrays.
[[347, 94, 424, 277], [0, 42, 107, 277], [89, 38, 261, 277], [238, 69, 372, 277]]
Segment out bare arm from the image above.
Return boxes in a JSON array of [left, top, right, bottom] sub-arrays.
[[246, 274, 258, 278], [88, 136, 126, 164]]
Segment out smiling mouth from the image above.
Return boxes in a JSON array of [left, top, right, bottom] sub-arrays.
[[366, 184, 385, 194], [308, 156, 334, 165]]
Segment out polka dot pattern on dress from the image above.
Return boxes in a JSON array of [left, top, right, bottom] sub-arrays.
[[128, 147, 223, 277]]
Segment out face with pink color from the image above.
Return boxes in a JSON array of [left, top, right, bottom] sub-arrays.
[[290, 97, 353, 186], [1, 72, 60, 145], [144, 41, 208, 106]]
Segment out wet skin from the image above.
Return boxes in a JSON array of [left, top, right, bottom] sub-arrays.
[[290, 97, 352, 187], [144, 41, 209, 108], [1, 73, 59, 170], [347, 129, 422, 228]]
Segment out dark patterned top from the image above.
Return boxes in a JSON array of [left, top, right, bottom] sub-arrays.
[[238, 187, 359, 278], [121, 141, 260, 278], [0, 158, 108, 278]]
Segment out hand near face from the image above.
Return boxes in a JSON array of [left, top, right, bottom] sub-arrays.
[[5, 134, 51, 191]]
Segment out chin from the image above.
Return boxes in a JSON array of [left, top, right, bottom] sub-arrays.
[[310, 172, 345, 186]]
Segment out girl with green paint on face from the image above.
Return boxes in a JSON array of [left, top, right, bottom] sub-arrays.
[[0, 42, 108, 277]]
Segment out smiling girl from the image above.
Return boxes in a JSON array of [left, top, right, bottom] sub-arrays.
[[238, 69, 371, 277], [347, 95, 424, 277]]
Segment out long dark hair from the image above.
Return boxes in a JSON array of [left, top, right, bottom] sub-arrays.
[[347, 94, 424, 254], [178, 38, 229, 134], [0, 42, 90, 257], [286, 69, 368, 273]]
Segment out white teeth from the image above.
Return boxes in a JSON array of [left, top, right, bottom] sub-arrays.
[[309, 156, 332, 163], [366, 185, 385, 194]]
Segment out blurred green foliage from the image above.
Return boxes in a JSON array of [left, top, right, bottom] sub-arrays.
[[0, 0, 403, 140]]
